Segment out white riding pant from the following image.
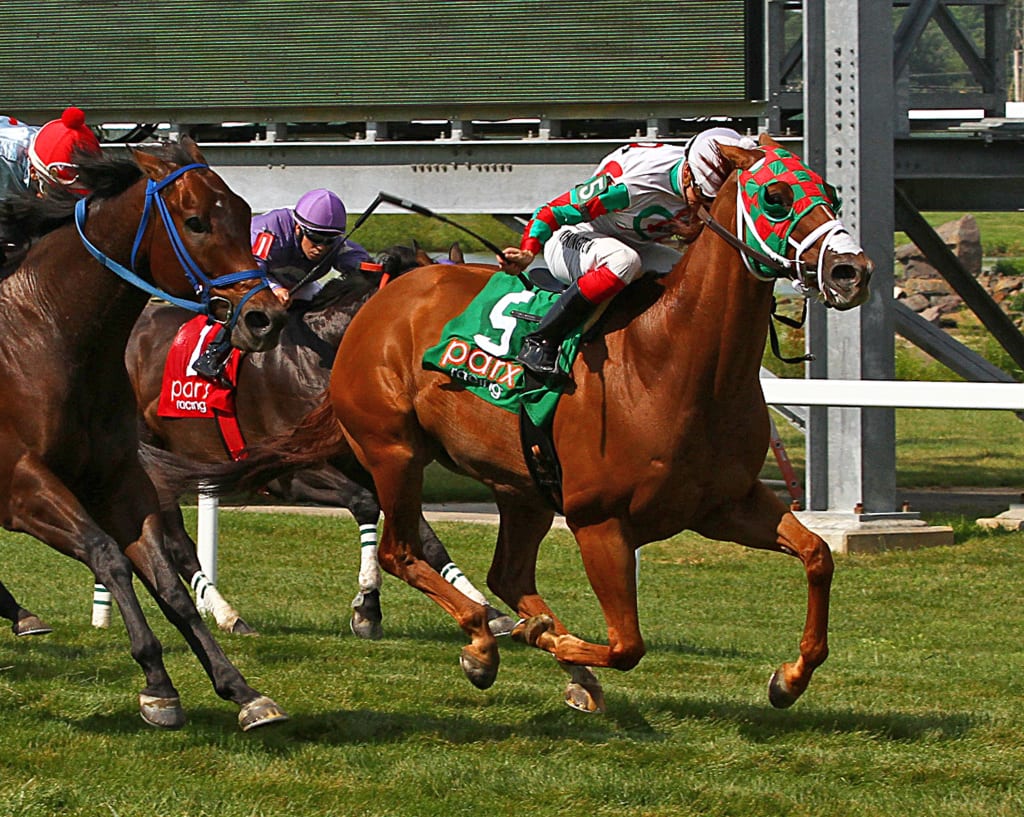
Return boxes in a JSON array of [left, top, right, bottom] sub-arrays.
[[541, 225, 682, 286]]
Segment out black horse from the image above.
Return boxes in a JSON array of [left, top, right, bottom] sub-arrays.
[[127, 243, 515, 639]]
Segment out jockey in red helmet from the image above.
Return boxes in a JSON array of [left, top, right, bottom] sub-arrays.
[[27, 106, 101, 197]]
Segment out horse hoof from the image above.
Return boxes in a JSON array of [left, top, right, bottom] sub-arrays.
[[13, 615, 53, 637], [768, 669, 799, 709], [230, 618, 259, 637], [350, 589, 383, 640], [485, 607, 516, 637], [238, 695, 289, 731], [459, 646, 498, 690], [510, 614, 554, 647], [564, 682, 606, 714], [139, 694, 186, 730]]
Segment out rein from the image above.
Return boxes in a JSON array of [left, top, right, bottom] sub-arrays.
[[696, 203, 814, 363], [75, 163, 271, 327]]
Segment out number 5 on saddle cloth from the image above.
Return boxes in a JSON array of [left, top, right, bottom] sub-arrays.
[[422, 271, 587, 511]]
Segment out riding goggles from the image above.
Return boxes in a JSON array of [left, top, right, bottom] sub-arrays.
[[301, 227, 339, 246]]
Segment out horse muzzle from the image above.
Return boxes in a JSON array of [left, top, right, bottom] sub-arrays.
[[819, 251, 873, 311], [230, 298, 288, 352]]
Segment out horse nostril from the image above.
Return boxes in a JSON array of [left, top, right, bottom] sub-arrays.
[[830, 264, 858, 283], [244, 310, 272, 334]]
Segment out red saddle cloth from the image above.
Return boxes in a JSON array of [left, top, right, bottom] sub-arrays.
[[157, 316, 242, 419]]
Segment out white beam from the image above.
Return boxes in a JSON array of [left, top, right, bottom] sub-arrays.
[[761, 379, 1024, 411]]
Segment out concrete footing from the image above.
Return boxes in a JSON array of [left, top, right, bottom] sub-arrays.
[[795, 511, 955, 555], [976, 502, 1024, 532]]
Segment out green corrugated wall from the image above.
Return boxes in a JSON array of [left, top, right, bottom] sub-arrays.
[[0, 0, 753, 122]]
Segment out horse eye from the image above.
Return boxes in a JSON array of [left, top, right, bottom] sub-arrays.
[[184, 216, 208, 233], [760, 184, 793, 220]]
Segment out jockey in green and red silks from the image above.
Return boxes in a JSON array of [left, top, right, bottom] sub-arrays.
[[499, 127, 758, 377]]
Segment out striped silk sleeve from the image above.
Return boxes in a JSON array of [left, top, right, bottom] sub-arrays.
[[520, 174, 630, 254]]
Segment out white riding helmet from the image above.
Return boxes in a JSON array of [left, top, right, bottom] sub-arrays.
[[676, 127, 758, 199]]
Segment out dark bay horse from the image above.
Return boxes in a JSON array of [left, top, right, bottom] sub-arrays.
[[0, 139, 290, 730], [175, 134, 871, 712], [127, 242, 514, 639]]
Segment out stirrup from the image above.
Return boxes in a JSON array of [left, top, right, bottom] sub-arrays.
[[517, 337, 561, 376]]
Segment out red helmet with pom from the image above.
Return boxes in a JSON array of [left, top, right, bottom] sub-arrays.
[[28, 106, 101, 193]]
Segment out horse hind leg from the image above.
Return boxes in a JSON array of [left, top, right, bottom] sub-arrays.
[[418, 514, 516, 637], [148, 467, 255, 636], [0, 580, 52, 637], [348, 494, 384, 640], [695, 480, 832, 709], [371, 455, 499, 689]]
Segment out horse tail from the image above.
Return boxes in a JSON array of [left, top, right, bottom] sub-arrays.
[[142, 392, 362, 500]]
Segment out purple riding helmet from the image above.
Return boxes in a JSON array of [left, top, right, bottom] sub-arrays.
[[293, 188, 347, 234]]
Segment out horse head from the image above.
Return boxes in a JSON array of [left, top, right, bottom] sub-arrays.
[[131, 139, 287, 352], [714, 133, 872, 311]]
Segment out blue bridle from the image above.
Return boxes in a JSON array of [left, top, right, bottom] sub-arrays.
[[75, 162, 271, 326]]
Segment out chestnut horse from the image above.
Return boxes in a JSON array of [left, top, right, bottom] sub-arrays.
[[176, 134, 872, 712], [127, 242, 513, 639], [0, 140, 290, 730]]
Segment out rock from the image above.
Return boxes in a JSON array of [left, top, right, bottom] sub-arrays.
[[901, 293, 931, 311]]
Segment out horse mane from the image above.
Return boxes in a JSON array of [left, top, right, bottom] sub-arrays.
[[0, 141, 193, 246]]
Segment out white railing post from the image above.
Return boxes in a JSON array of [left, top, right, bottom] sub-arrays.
[[197, 489, 219, 584]]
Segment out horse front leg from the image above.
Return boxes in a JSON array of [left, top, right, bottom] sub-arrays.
[[98, 464, 287, 731], [695, 479, 832, 709], [145, 463, 255, 635], [8, 454, 186, 727], [345, 488, 384, 640], [0, 579, 52, 636], [160, 504, 255, 636], [518, 517, 645, 671]]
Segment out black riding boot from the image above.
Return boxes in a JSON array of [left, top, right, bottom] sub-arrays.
[[517, 282, 594, 377], [192, 326, 233, 384]]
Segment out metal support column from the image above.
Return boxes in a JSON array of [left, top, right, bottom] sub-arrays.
[[804, 0, 897, 513]]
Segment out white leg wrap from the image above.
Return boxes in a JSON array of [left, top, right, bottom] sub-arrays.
[[190, 571, 238, 630], [358, 523, 381, 591], [91, 583, 112, 628], [440, 561, 488, 606]]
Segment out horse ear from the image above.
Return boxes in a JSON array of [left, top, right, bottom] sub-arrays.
[[757, 132, 784, 150], [180, 136, 208, 165], [449, 242, 464, 264], [132, 137, 209, 182], [717, 142, 762, 172], [131, 146, 173, 182]]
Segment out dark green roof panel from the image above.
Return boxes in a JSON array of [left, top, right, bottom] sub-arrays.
[[0, 0, 755, 121]]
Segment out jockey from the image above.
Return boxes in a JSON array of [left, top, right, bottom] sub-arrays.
[[1, 107, 101, 264], [498, 126, 758, 377], [27, 106, 102, 197], [193, 188, 371, 383]]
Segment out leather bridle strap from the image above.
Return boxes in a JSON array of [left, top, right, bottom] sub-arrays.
[[696, 204, 791, 276]]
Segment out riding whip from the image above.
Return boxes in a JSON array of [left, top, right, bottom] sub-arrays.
[[374, 192, 509, 264]]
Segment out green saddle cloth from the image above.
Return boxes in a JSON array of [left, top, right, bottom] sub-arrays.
[[422, 272, 583, 427]]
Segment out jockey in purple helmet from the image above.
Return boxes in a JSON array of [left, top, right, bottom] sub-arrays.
[[193, 188, 371, 384]]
